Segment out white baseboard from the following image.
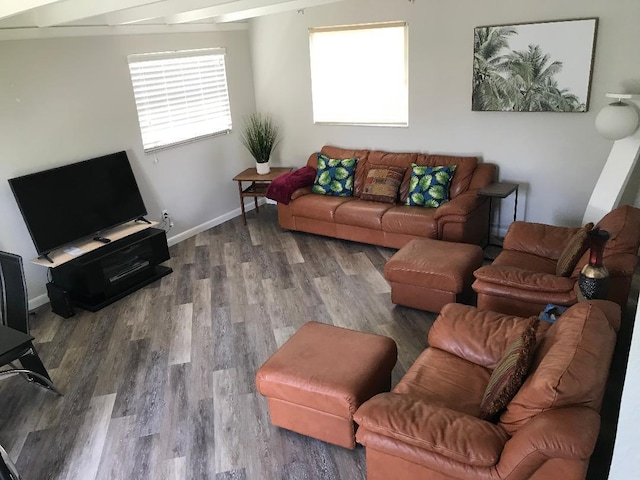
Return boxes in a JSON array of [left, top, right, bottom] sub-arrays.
[[166, 198, 266, 247], [29, 199, 266, 310], [29, 293, 50, 312]]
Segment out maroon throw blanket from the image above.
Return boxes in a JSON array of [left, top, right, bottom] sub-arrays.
[[266, 166, 316, 205]]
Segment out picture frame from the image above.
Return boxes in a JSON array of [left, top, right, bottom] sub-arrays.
[[472, 18, 598, 112]]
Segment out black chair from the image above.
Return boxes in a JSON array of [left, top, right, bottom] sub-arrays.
[[0, 251, 60, 394], [0, 444, 21, 480]]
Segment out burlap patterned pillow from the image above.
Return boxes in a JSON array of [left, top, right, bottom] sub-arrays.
[[480, 317, 539, 420], [555, 222, 594, 277], [360, 164, 405, 204]]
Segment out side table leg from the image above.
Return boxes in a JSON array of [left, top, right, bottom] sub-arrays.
[[253, 182, 259, 214], [238, 181, 247, 225]]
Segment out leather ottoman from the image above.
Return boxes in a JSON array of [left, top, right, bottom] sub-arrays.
[[384, 238, 484, 312], [256, 321, 397, 449]]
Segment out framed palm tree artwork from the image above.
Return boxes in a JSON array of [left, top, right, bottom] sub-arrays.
[[472, 18, 598, 112]]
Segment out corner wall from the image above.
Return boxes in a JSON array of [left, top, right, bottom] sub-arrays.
[[0, 31, 257, 304], [249, 0, 640, 230]]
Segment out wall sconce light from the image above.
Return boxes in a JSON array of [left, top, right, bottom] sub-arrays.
[[595, 94, 640, 140]]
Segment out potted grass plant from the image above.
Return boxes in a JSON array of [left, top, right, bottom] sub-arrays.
[[240, 112, 281, 175]]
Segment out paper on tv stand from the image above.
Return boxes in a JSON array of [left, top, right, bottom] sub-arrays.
[[63, 246, 84, 257]]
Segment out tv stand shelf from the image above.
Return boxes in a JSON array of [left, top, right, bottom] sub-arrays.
[[46, 227, 172, 314], [32, 221, 159, 268]]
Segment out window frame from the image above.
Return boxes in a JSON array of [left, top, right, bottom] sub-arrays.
[[308, 21, 409, 127], [127, 47, 233, 153]]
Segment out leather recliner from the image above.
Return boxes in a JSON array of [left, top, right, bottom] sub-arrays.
[[472, 204, 640, 317], [354, 300, 620, 480]]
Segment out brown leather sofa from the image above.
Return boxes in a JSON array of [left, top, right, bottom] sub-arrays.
[[277, 145, 496, 248], [473, 205, 640, 317], [354, 300, 620, 480]]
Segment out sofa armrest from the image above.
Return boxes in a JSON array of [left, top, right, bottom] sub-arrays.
[[474, 265, 575, 293], [428, 303, 534, 368], [497, 407, 600, 478], [355, 392, 509, 467], [469, 163, 496, 189], [433, 191, 484, 221], [290, 186, 313, 201], [503, 222, 581, 260]]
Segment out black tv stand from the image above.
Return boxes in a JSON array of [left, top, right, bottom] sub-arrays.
[[136, 216, 152, 224], [49, 227, 172, 312], [93, 236, 111, 244]]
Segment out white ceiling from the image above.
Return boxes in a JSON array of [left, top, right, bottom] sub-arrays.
[[0, 0, 345, 40]]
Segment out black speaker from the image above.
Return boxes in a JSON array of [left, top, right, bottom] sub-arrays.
[[46, 282, 75, 319]]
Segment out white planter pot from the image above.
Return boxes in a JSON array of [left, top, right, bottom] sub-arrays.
[[256, 161, 271, 175]]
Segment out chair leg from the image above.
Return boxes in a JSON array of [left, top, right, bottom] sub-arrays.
[[17, 343, 62, 395]]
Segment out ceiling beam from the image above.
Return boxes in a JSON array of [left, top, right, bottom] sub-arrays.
[[0, 0, 66, 21], [167, 0, 342, 24], [106, 0, 228, 26], [167, 0, 283, 24], [214, 0, 344, 23], [0, 22, 248, 42], [34, 0, 164, 27]]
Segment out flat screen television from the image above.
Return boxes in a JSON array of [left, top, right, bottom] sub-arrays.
[[8, 151, 148, 257]]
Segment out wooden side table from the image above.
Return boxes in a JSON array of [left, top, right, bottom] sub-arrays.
[[478, 182, 519, 248], [233, 167, 293, 225]]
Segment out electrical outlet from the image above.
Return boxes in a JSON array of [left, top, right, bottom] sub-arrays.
[[162, 209, 170, 219]]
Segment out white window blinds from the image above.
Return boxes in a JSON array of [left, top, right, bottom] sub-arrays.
[[128, 48, 232, 152], [309, 22, 408, 126]]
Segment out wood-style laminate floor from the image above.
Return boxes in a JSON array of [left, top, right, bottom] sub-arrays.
[[0, 206, 435, 480], [0, 205, 635, 480]]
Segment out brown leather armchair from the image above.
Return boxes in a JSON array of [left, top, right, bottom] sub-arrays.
[[354, 300, 620, 480], [473, 205, 640, 317]]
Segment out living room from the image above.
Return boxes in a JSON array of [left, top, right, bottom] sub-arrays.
[[0, 0, 639, 478]]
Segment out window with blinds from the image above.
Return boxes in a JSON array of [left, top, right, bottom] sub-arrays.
[[128, 48, 232, 152], [309, 22, 408, 126]]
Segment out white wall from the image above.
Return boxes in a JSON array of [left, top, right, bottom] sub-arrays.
[[609, 305, 640, 478], [0, 31, 257, 305], [249, 0, 640, 229]]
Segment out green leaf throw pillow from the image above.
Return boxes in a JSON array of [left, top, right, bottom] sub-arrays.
[[405, 164, 456, 207], [311, 153, 358, 197], [479, 317, 539, 421]]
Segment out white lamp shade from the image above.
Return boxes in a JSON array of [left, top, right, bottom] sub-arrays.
[[595, 101, 640, 140]]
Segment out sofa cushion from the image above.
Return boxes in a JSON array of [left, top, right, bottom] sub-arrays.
[[311, 153, 357, 196], [406, 164, 457, 207], [334, 200, 395, 230], [492, 250, 557, 274], [360, 164, 405, 203], [399, 154, 478, 203], [290, 194, 354, 222], [393, 347, 491, 417], [381, 205, 438, 238], [480, 317, 539, 420], [555, 222, 594, 277], [499, 302, 617, 435]]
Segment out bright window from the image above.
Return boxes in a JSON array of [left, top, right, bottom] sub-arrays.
[[309, 22, 408, 126], [128, 48, 232, 152]]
